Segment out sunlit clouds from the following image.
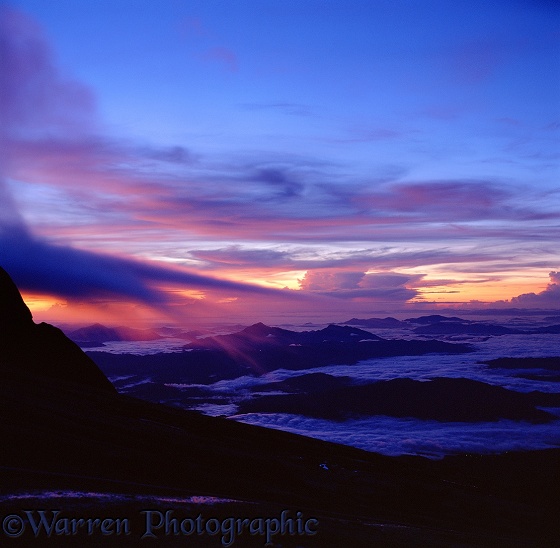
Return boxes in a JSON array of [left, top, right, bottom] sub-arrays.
[[1, 2, 559, 323]]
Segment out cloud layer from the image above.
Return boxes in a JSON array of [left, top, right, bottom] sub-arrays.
[[0, 6, 290, 314], [298, 270, 419, 303], [1, 5, 558, 319], [509, 272, 560, 307]]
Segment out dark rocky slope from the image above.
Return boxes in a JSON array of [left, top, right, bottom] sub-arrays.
[[0, 267, 114, 392]]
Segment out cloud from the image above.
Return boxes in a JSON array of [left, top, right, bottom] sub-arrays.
[[0, 6, 288, 310], [298, 270, 419, 303], [0, 7, 552, 252], [0, 6, 95, 136], [0, 224, 284, 303], [357, 180, 511, 221], [0, 180, 24, 229], [247, 167, 305, 199], [141, 145, 197, 165], [190, 246, 290, 269], [187, 245, 499, 274], [236, 413, 560, 458], [109, 173, 550, 247], [1, 6, 557, 315], [508, 271, 560, 307], [299, 271, 365, 291]]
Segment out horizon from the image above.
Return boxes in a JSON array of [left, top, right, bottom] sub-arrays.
[[1, 1, 559, 325], [30, 308, 560, 332]]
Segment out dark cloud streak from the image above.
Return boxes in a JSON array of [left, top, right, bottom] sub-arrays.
[[0, 224, 285, 305]]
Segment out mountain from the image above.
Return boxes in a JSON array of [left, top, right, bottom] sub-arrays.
[[0, 267, 114, 392], [1, 266, 559, 546], [413, 321, 523, 336], [181, 322, 472, 373], [0, 266, 33, 329], [534, 324, 560, 334], [87, 322, 471, 389], [544, 315, 560, 323], [251, 372, 354, 393], [67, 323, 163, 344], [342, 316, 406, 328], [405, 314, 467, 324], [239, 376, 560, 422], [482, 357, 560, 382], [483, 357, 560, 370], [204, 322, 385, 348]]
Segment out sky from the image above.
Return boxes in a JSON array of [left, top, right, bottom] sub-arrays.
[[1, 0, 559, 325]]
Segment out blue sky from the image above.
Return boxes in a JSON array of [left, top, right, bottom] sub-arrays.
[[1, 0, 559, 323]]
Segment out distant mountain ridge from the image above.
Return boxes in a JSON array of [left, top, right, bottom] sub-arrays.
[[343, 314, 560, 336], [205, 322, 384, 348], [87, 321, 474, 399], [341, 316, 405, 328], [412, 321, 522, 336], [180, 321, 471, 374], [66, 323, 163, 344]]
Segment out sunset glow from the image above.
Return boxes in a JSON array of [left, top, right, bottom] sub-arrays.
[[1, 1, 559, 325]]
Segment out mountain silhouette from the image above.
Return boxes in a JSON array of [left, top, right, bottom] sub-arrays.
[[183, 322, 471, 374], [342, 316, 405, 328], [227, 322, 383, 345], [0, 266, 114, 392], [413, 321, 523, 336], [67, 323, 163, 344], [240, 376, 559, 422]]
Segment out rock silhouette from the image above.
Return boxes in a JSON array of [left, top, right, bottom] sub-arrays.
[[0, 266, 114, 392]]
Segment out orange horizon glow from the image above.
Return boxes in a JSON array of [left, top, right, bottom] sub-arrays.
[[22, 269, 556, 328]]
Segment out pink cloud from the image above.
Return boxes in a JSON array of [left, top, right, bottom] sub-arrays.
[[299, 271, 365, 291], [298, 270, 419, 303], [355, 180, 512, 223], [185, 247, 500, 279]]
